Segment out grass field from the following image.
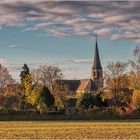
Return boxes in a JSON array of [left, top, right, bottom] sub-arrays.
[[0, 121, 140, 139]]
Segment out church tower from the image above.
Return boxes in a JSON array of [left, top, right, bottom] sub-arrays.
[[91, 35, 103, 88]]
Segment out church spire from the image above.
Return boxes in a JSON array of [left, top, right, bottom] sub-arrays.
[[92, 34, 102, 70], [91, 34, 103, 83]]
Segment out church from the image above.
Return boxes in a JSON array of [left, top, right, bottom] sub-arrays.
[[62, 36, 103, 96]]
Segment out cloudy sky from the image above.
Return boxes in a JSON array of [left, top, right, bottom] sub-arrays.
[[0, 0, 139, 81]]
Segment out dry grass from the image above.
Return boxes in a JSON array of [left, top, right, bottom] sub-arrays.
[[0, 121, 140, 139]]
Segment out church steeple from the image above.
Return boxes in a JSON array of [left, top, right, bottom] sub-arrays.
[[91, 34, 103, 87], [92, 34, 102, 70]]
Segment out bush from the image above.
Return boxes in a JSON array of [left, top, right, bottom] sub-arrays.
[[77, 92, 104, 109]]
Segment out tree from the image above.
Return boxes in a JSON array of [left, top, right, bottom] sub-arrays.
[[40, 86, 55, 108], [19, 64, 33, 110], [36, 86, 55, 113], [20, 64, 32, 95], [20, 64, 30, 84], [31, 65, 69, 107], [0, 64, 15, 94], [129, 47, 140, 90], [52, 81, 70, 107], [31, 65, 63, 92], [77, 92, 103, 109], [105, 61, 130, 108], [26, 83, 42, 107], [4, 95, 19, 111], [129, 47, 140, 109]]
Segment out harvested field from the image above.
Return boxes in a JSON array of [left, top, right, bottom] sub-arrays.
[[0, 121, 140, 139]]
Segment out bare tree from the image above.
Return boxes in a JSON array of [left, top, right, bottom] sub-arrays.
[[32, 65, 63, 92], [0, 64, 15, 94], [129, 47, 140, 72]]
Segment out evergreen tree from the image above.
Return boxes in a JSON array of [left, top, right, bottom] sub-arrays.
[[20, 64, 32, 95], [20, 64, 30, 85], [40, 86, 55, 108], [77, 93, 95, 109], [77, 92, 104, 109], [19, 64, 33, 110]]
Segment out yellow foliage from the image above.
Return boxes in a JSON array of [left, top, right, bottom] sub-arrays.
[[132, 90, 140, 109], [23, 74, 32, 96], [55, 96, 64, 108], [27, 84, 42, 106]]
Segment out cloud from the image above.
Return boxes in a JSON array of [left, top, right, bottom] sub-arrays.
[[0, 58, 8, 64], [8, 44, 17, 48], [0, 1, 140, 40], [68, 58, 92, 64], [96, 28, 111, 36]]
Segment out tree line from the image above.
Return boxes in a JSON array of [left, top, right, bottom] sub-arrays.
[[0, 47, 140, 114]]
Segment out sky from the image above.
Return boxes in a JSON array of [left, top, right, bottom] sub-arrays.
[[0, 0, 139, 81]]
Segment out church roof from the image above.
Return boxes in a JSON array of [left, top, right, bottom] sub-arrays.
[[76, 79, 90, 91], [62, 80, 80, 92], [77, 79, 97, 92], [62, 79, 97, 93], [92, 37, 102, 70]]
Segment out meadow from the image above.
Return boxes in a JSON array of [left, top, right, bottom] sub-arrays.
[[0, 121, 140, 139]]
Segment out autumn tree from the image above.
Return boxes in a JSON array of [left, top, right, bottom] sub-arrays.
[[31, 65, 69, 107], [4, 95, 19, 111], [19, 64, 33, 110], [52, 81, 70, 107], [105, 61, 131, 108], [129, 47, 140, 109], [20, 64, 32, 96], [0, 64, 15, 94], [129, 47, 140, 90]]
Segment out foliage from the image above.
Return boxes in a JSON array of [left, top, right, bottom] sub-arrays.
[[20, 64, 30, 84], [129, 47, 140, 91], [132, 90, 140, 109], [20, 64, 32, 94], [53, 81, 70, 106], [26, 84, 55, 112], [40, 86, 55, 108], [3, 95, 19, 111], [26, 84, 42, 106], [0, 94, 5, 109], [23, 74, 32, 96], [77, 92, 103, 109], [32, 65, 69, 107], [105, 61, 130, 108]]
